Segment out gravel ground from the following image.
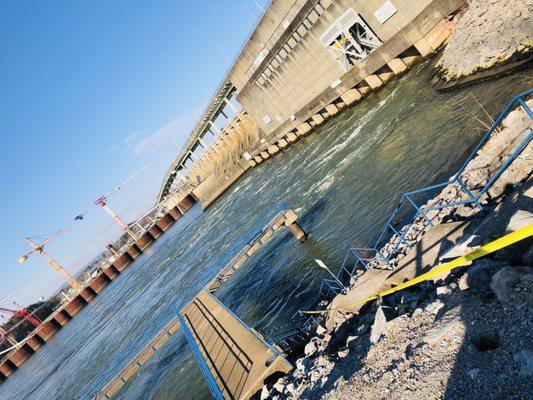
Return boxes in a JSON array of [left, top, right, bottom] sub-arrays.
[[322, 279, 532, 400], [262, 256, 533, 400]]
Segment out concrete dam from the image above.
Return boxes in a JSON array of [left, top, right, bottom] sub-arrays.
[[1, 0, 531, 399], [159, 0, 463, 210]]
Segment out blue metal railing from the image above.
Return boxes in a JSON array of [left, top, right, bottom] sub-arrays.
[[177, 312, 225, 400], [316, 89, 533, 300], [177, 292, 284, 399]]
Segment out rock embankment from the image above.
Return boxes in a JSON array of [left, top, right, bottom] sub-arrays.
[[265, 259, 532, 400], [435, 0, 533, 83], [256, 98, 532, 399]]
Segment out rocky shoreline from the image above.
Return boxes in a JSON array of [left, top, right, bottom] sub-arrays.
[[255, 97, 532, 398], [434, 0, 533, 85]]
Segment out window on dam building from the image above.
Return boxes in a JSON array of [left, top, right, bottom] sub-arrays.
[[320, 8, 382, 72]]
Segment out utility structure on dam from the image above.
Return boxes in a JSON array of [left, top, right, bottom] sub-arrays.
[[158, 0, 464, 211]]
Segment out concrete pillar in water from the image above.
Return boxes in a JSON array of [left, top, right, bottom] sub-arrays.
[[102, 264, 120, 280], [296, 123, 312, 136], [156, 214, 174, 231], [365, 75, 384, 90], [168, 206, 182, 221], [413, 37, 433, 57], [53, 309, 71, 326], [325, 103, 339, 116], [387, 58, 408, 75], [35, 320, 61, 341], [79, 287, 97, 303], [64, 296, 86, 317], [400, 46, 423, 66], [113, 252, 133, 271], [311, 113, 325, 126], [277, 138, 288, 148], [148, 224, 164, 239], [126, 244, 142, 259], [135, 232, 155, 251], [377, 66, 395, 83], [267, 144, 280, 155], [0, 360, 17, 378], [340, 88, 362, 105], [26, 336, 45, 352], [178, 195, 196, 212], [89, 272, 111, 293], [8, 344, 34, 367], [286, 222, 308, 243], [286, 132, 298, 142]]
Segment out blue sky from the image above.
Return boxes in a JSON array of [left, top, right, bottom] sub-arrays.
[[0, 0, 267, 307]]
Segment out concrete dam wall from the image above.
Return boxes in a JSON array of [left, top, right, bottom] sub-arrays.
[[159, 0, 464, 211]]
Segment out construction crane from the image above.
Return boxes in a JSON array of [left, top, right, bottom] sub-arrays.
[[18, 228, 82, 291], [0, 283, 31, 346], [0, 304, 41, 328], [91, 163, 152, 240]]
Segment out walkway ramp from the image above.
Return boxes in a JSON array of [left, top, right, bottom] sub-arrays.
[[206, 209, 307, 294], [178, 290, 292, 400]]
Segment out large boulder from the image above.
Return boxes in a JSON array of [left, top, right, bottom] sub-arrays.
[[370, 307, 387, 344], [490, 266, 533, 302], [436, 0, 533, 81], [458, 259, 503, 292]]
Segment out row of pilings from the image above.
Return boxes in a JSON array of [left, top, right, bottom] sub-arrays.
[[0, 195, 197, 382]]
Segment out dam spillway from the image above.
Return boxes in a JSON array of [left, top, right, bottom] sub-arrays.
[[0, 59, 530, 399]]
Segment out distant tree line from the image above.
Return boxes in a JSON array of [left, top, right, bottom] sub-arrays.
[[0, 297, 61, 353]]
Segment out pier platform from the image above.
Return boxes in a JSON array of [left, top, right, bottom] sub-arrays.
[[179, 290, 292, 399], [206, 209, 307, 294]]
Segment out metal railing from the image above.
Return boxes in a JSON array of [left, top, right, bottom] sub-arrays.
[[316, 89, 533, 300]]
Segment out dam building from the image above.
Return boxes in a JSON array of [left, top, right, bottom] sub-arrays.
[[228, 0, 461, 137], [159, 0, 463, 209]]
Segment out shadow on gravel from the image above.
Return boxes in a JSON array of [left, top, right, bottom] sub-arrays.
[[442, 181, 533, 399]]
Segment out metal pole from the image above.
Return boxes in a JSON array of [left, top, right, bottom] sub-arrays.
[[315, 259, 345, 289]]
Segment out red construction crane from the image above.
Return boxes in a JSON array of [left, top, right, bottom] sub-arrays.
[[0, 284, 36, 346], [0, 304, 41, 328], [75, 163, 152, 240]]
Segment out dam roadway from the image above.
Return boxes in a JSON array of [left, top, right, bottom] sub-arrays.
[[0, 62, 530, 399]]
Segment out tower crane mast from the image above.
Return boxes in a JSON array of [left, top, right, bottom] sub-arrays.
[[18, 228, 82, 291], [91, 163, 152, 240]]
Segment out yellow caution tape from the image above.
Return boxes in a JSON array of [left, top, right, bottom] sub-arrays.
[[302, 223, 533, 315]]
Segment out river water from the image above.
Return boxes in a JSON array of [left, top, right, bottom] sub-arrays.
[[1, 61, 531, 400]]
